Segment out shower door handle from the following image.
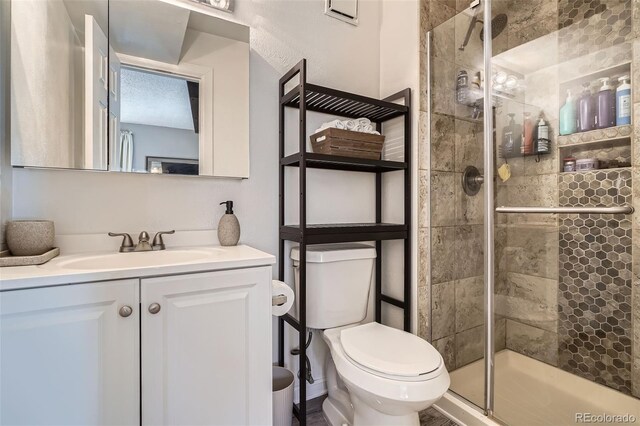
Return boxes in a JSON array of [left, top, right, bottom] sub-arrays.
[[495, 206, 634, 214]]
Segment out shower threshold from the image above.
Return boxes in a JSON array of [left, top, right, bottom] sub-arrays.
[[441, 349, 640, 425]]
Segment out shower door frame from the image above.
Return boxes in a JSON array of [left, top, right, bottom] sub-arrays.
[[481, 0, 495, 416]]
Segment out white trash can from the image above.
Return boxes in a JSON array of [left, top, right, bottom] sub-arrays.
[[273, 366, 294, 426]]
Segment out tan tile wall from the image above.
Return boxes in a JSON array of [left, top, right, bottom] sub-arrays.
[[421, 1, 640, 396]]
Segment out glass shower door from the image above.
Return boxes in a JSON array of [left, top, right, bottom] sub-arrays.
[[489, 0, 639, 424], [426, 1, 489, 414], [427, 0, 640, 423]]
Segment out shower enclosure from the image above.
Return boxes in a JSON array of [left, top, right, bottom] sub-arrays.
[[423, 0, 639, 424]]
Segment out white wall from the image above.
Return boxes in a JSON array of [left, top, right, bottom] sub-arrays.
[[180, 29, 250, 177], [379, 0, 420, 331], [10, 0, 84, 168], [12, 0, 382, 239], [0, 0, 11, 248], [121, 123, 199, 172]]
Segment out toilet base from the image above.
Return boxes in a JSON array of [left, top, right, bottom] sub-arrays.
[[351, 394, 419, 426], [323, 397, 352, 426]]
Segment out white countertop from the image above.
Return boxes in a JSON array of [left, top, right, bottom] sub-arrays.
[[0, 245, 275, 291]]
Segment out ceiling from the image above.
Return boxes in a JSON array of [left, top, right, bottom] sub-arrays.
[[120, 67, 196, 131], [63, 0, 249, 64]]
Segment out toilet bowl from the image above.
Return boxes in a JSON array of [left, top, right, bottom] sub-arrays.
[[290, 244, 450, 426], [322, 323, 450, 426]]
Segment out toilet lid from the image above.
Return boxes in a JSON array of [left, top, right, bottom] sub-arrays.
[[340, 322, 442, 378]]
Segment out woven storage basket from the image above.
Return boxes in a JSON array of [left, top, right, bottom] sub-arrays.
[[310, 128, 385, 160]]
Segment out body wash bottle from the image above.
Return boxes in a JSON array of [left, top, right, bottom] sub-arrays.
[[560, 90, 577, 135], [578, 82, 594, 132], [596, 77, 615, 129], [616, 75, 631, 126]]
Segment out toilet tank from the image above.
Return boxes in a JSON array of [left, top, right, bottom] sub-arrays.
[[291, 243, 376, 329]]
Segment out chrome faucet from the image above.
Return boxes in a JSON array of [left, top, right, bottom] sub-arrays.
[[109, 230, 175, 253], [135, 231, 153, 251]]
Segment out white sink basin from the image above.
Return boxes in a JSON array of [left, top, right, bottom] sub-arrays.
[[47, 248, 219, 271]]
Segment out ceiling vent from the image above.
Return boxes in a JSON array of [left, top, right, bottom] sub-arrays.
[[325, 0, 358, 26]]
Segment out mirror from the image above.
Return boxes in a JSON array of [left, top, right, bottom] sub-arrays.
[[11, 0, 250, 178]]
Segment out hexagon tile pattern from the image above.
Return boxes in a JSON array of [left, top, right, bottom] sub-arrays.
[[557, 0, 633, 61], [558, 169, 633, 395]]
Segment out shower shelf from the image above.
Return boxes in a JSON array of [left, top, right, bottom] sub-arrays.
[[500, 150, 552, 160], [557, 124, 633, 147], [560, 166, 631, 174]]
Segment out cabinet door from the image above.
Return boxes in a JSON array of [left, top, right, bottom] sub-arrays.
[[141, 267, 272, 426], [0, 279, 139, 426]]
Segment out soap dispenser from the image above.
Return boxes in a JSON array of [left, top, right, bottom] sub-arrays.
[[217, 201, 240, 246], [560, 90, 577, 135], [502, 113, 521, 156]]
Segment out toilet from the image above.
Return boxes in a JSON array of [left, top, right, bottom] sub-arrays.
[[291, 244, 450, 426]]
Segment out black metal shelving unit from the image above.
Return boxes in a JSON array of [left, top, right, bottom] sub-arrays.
[[277, 59, 412, 425]]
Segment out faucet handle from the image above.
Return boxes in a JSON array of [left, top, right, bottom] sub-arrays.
[[108, 232, 134, 252], [138, 231, 151, 243], [152, 230, 175, 250]]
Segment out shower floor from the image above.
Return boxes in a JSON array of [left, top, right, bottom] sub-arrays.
[[449, 350, 640, 426]]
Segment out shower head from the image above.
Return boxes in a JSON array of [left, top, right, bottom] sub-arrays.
[[480, 14, 508, 42], [458, 12, 508, 51]]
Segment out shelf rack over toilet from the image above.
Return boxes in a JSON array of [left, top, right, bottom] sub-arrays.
[[278, 59, 412, 425]]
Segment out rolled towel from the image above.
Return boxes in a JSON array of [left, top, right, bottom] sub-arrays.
[[343, 119, 357, 130], [361, 124, 374, 133], [357, 117, 371, 127], [319, 119, 345, 131]]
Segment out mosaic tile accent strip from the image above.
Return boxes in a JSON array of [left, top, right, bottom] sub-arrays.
[[558, 169, 633, 394], [558, 0, 633, 61]]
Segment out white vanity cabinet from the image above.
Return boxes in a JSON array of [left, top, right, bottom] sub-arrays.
[[0, 279, 140, 426], [1, 265, 273, 426], [141, 267, 272, 425]]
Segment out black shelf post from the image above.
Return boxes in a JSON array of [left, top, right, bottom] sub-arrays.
[[278, 59, 412, 425]]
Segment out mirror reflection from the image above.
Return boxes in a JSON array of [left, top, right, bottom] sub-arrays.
[[117, 67, 200, 175], [11, 0, 109, 170], [11, 0, 250, 178]]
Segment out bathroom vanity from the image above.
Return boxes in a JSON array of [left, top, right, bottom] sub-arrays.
[[0, 246, 275, 425]]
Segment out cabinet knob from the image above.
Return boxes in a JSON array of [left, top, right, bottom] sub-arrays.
[[119, 305, 133, 318], [148, 303, 161, 314]]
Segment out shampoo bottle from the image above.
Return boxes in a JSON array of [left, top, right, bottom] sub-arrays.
[[502, 113, 521, 156], [217, 201, 240, 246], [578, 82, 595, 132], [522, 112, 534, 155], [596, 78, 615, 129], [560, 90, 577, 135], [535, 115, 550, 154], [616, 75, 631, 126]]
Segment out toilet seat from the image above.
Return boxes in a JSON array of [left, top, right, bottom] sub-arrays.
[[340, 322, 442, 382], [323, 323, 450, 410]]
